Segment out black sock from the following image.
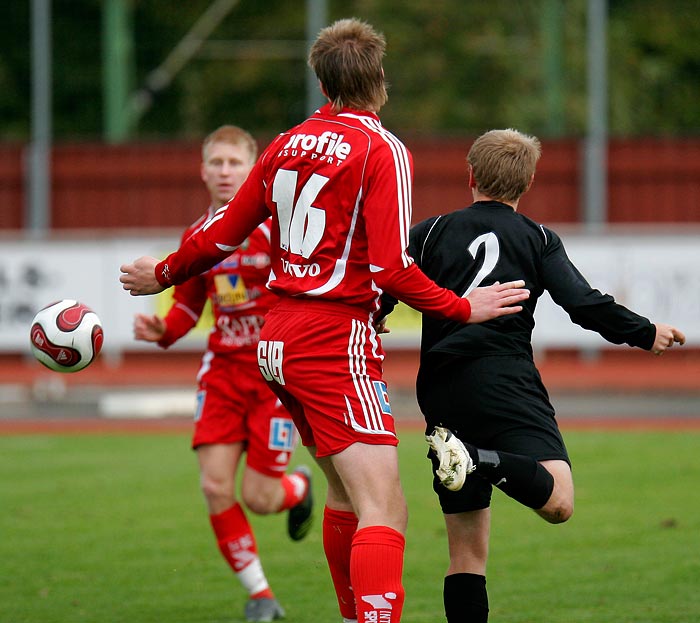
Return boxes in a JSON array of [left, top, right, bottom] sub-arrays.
[[444, 572, 488, 623], [464, 444, 554, 510]]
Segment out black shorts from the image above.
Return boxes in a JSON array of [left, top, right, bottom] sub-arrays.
[[416, 353, 570, 514]]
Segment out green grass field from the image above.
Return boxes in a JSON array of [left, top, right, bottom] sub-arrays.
[[1, 428, 699, 623]]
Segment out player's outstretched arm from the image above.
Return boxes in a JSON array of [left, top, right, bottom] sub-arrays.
[[650, 323, 686, 356], [119, 256, 164, 296], [465, 280, 530, 324]]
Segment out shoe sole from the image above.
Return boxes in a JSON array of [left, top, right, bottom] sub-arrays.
[[426, 426, 475, 492]]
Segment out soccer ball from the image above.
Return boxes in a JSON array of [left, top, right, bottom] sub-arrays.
[[29, 300, 104, 373]]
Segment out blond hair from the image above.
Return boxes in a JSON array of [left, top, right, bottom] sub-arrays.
[[202, 125, 257, 163], [308, 18, 388, 113], [467, 129, 541, 202]]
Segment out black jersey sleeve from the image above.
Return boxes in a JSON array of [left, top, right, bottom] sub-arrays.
[[541, 227, 656, 350]]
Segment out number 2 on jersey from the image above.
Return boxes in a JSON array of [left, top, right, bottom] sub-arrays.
[[272, 169, 329, 258], [462, 232, 500, 297]]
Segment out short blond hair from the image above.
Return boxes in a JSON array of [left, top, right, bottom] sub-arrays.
[[467, 129, 541, 202], [308, 18, 388, 113], [202, 125, 257, 163]]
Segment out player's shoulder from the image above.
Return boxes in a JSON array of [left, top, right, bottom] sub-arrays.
[[336, 111, 407, 150], [181, 208, 214, 242], [261, 130, 294, 160], [506, 210, 561, 245]]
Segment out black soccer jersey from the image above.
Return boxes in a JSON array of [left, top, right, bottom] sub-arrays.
[[401, 200, 656, 359]]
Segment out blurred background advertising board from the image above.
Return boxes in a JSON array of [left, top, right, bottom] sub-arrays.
[[2, 229, 698, 354], [0, 235, 204, 354], [379, 227, 700, 349]]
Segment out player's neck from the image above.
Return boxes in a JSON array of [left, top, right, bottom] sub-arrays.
[[472, 192, 519, 212]]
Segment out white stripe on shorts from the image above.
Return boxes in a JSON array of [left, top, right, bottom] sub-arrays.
[[347, 319, 387, 434]]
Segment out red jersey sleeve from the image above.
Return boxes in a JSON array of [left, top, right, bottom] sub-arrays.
[[374, 263, 472, 323], [157, 275, 207, 348], [156, 164, 271, 287]]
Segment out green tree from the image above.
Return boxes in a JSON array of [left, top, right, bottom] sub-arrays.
[[2, 0, 699, 141]]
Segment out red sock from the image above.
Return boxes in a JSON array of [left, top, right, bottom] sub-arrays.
[[210, 503, 273, 599], [323, 506, 359, 620], [350, 526, 405, 623], [279, 471, 308, 510]]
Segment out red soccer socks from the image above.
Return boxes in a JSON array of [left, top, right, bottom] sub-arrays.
[[323, 506, 359, 619], [279, 470, 309, 510], [350, 525, 405, 622], [210, 503, 273, 598]]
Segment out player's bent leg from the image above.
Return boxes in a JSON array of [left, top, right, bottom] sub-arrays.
[[240, 467, 287, 515], [535, 459, 574, 524], [443, 510, 491, 623], [430, 430, 561, 513], [241, 464, 314, 538]]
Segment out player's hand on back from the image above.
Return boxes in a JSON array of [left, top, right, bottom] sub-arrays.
[[651, 323, 686, 355], [465, 280, 530, 324], [373, 317, 391, 335], [119, 256, 164, 296]]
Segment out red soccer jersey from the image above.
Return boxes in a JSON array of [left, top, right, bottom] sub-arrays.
[[157, 104, 471, 323], [158, 213, 278, 353], [261, 106, 414, 309]]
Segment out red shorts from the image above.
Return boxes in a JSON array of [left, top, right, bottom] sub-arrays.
[[193, 349, 297, 478], [257, 299, 398, 458]]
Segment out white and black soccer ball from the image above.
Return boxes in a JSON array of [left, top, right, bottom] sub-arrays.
[[29, 300, 104, 373]]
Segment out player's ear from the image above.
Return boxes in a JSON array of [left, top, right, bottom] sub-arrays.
[[525, 173, 535, 192], [468, 164, 477, 189]]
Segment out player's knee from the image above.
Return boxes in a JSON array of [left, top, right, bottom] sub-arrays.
[[200, 475, 234, 508], [539, 499, 574, 524]]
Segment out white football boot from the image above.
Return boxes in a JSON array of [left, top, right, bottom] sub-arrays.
[[425, 426, 476, 491]]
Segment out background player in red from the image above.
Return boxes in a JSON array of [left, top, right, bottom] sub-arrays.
[[386, 128, 686, 622], [121, 21, 529, 622], [132, 125, 312, 623]]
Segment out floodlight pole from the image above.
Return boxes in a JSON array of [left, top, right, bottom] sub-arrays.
[[583, 0, 608, 227], [103, 0, 134, 143], [27, 0, 52, 234], [305, 0, 327, 116]]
